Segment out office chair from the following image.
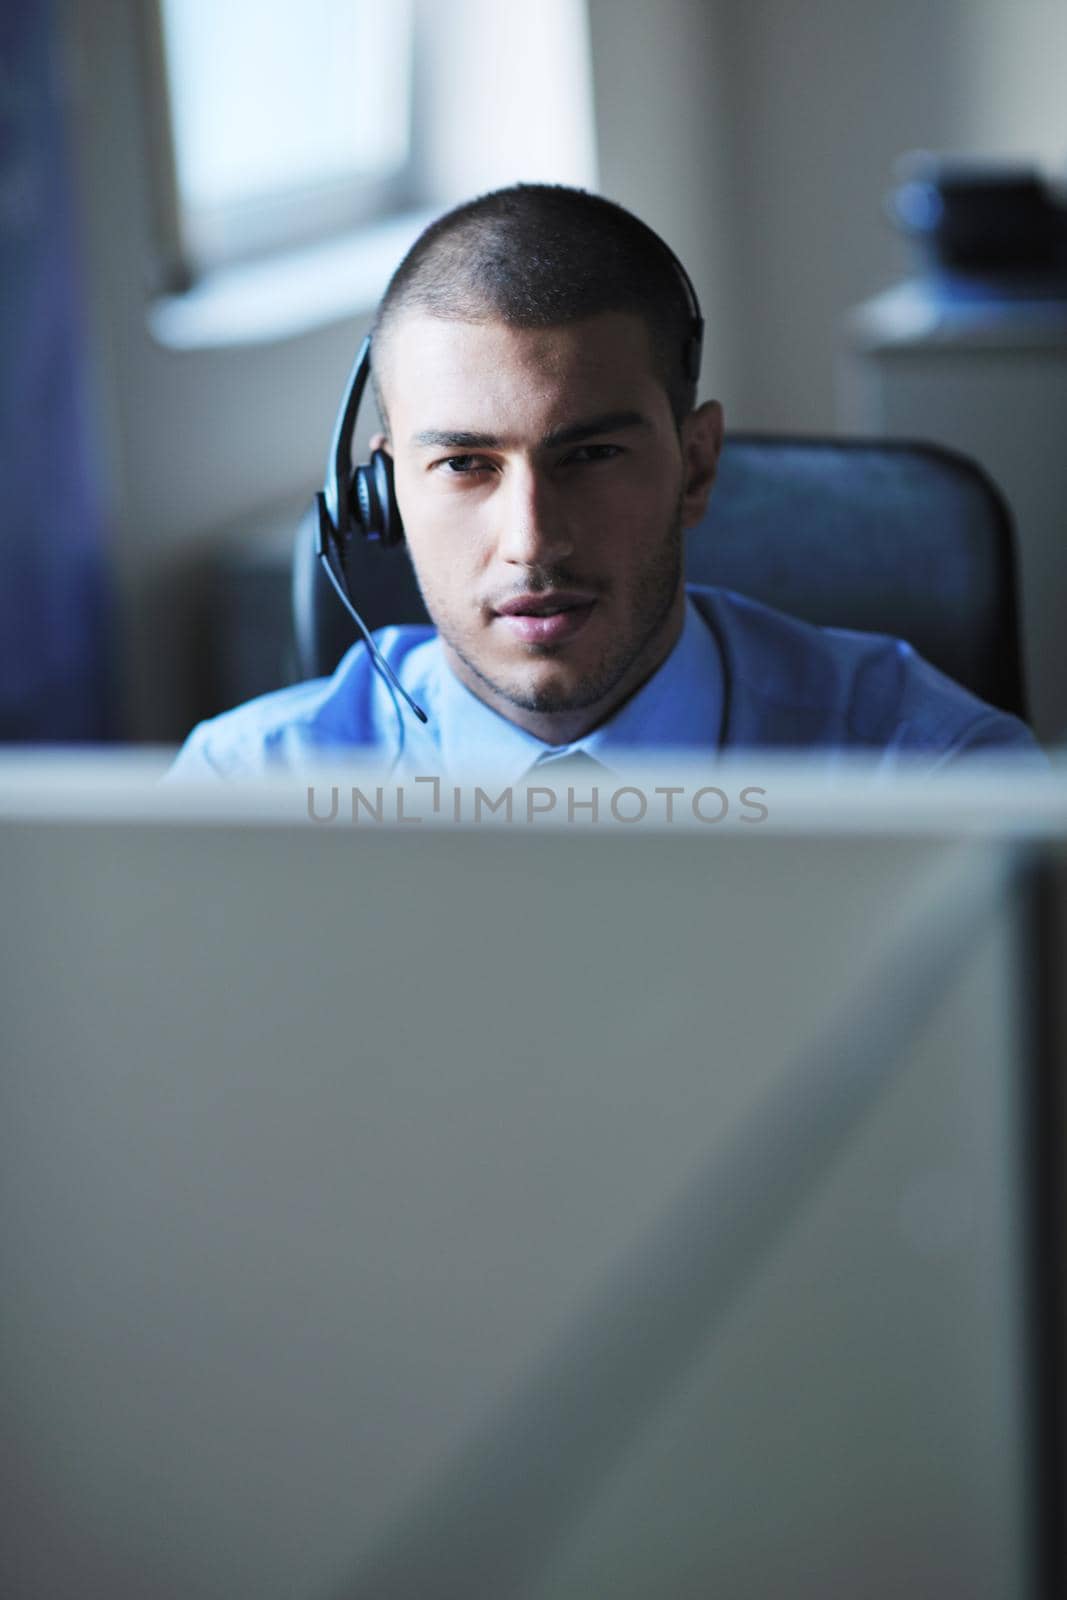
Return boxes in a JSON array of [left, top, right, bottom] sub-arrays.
[[291, 436, 1029, 720]]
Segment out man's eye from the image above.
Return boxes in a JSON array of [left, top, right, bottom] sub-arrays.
[[566, 444, 623, 464], [441, 455, 490, 475]]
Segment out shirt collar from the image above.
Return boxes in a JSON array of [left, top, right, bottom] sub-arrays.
[[433, 593, 723, 785]]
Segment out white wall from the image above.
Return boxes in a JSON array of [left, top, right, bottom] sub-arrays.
[[586, 0, 739, 417]]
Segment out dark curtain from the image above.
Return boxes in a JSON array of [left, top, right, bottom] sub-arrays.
[[0, 0, 116, 741]]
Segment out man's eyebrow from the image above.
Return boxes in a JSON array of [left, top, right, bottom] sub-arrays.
[[542, 411, 651, 448], [411, 411, 652, 451], [412, 428, 502, 449]]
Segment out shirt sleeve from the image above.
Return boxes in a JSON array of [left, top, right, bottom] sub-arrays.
[[931, 708, 1049, 769], [162, 722, 229, 780]]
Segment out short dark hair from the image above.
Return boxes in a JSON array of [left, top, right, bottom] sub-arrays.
[[371, 184, 702, 428]]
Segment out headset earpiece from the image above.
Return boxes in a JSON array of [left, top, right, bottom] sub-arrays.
[[323, 335, 406, 550], [354, 447, 403, 546]]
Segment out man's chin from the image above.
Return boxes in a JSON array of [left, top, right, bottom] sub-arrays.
[[442, 625, 651, 721], [493, 667, 620, 716]]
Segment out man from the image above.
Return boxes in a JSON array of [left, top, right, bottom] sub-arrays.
[[171, 184, 1040, 781]]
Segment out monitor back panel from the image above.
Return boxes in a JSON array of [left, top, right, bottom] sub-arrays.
[[0, 821, 1034, 1598]]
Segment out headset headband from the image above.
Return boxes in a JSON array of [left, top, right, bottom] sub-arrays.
[[323, 334, 372, 537]]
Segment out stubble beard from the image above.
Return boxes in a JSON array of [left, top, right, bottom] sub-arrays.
[[430, 505, 686, 717]]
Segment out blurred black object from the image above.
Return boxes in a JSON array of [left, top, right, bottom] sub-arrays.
[[889, 154, 1067, 284]]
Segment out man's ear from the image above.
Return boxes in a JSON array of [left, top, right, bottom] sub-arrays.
[[369, 431, 391, 455], [679, 400, 724, 529]]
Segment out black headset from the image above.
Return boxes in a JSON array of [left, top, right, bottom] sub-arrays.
[[312, 332, 420, 720], [312, 219, 704, 730], [320, 334, 403, 551]]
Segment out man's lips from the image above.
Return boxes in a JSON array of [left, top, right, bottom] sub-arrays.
[[492, 590, 598, 644], [493, 590, 597, 617]]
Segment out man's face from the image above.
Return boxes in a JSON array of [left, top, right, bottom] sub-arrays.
[[376, 310, 723, 743]]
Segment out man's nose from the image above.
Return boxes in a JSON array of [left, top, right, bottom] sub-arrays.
[[497, 465, 575, 567]]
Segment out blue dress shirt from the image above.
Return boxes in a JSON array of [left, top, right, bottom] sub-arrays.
[[168, 585, 1041, 778]]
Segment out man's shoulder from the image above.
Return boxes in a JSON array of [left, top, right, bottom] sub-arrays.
[[685, 583, 1040, 759], [167, 626, 437, 777]]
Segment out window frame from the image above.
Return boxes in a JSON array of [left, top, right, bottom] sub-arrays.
[[140, 1, 419, 292]]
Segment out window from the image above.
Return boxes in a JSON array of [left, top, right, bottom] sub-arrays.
[[154, 0, 415, 280], [143, 0, 597, 345]]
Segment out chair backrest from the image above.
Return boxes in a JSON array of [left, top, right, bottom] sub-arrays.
[[292, 435, 1029, 719]]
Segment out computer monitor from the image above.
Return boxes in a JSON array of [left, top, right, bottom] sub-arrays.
[[0, 758, 1061, 1598]]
